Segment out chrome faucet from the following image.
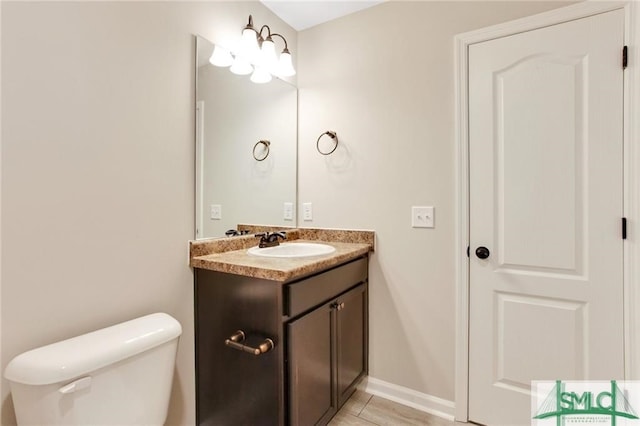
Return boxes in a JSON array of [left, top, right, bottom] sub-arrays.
[[256, 232, 286, 248]]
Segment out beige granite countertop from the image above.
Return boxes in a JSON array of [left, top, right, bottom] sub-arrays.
[[189, 228, 374, 282]]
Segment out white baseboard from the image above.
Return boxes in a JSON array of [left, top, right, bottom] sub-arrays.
[[359, 376, 455, 421]]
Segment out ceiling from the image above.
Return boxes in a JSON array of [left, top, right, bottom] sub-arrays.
[[260, 1, 385, 31]]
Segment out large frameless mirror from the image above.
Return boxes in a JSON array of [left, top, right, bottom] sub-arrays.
[[195, 35, 297, 239]]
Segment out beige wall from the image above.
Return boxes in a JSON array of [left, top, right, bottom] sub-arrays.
[[0, 2, 296, 425], [297, 0, 573, 402]]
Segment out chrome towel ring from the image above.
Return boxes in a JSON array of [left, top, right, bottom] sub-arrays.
[[253, 140, 270, 161], [316, 131, 338, 155]]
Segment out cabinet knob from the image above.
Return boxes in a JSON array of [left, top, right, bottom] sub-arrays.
[[332, 302, 345, 311]]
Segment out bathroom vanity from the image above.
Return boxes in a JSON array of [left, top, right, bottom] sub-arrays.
[[190, 229, 373, 426]]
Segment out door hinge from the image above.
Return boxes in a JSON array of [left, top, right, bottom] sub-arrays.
[[623, 46, 628, 69], [623, 217, 627, 240]]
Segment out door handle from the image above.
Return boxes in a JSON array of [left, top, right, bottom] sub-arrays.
[[475, 246, 490, 259]]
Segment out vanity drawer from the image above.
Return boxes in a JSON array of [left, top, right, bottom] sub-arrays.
[[285, 256, 368, 318]]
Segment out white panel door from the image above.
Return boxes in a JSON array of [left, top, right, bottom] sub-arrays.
[[468, 10, 625, 425]]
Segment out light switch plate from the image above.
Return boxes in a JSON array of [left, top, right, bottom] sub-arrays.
[[303, 203, 313, 221], [210, 204, 222, 220], [412, 206, 434, 228], [284, 202, 294, 221]]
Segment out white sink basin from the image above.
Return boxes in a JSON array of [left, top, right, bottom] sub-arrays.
[[247, 242, 336, 258]]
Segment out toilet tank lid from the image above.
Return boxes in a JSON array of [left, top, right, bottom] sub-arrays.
[[4, 312, 182, 385]]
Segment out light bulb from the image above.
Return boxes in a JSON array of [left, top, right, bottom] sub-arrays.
[[240, 28, 259, 63], [260, 37, 279, 73], [250, 66, 272, 84], [230, 57, 253, 75], [209, 45, 233, 67], [276, 51, 296, 77]]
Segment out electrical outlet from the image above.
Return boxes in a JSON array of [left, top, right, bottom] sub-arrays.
[[284, 202, 294, 221], [303, 203, 313, 221], [412, 206, 434, 228], [210, 204, 222, 220]]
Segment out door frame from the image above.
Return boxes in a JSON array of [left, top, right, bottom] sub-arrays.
[[454, 1, 640, 421]]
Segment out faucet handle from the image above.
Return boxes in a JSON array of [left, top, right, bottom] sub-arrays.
[[270, 232, 287, 242], [255, 233, 269, 246], [256, 231, 286, 248], [255, 231, 286, 239]]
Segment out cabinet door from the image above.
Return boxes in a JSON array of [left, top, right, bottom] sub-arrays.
[[195, 270, 284, 426], [288, 302, 336, 426], [336, 284, 367, 407]]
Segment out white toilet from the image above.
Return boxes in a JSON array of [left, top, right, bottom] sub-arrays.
[[4, 312, 182, 425]]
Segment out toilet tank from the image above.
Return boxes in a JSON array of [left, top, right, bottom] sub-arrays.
[[4, 312, 182, 426]]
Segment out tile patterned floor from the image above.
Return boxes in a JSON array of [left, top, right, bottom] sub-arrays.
[[329, 390, 466, 426]]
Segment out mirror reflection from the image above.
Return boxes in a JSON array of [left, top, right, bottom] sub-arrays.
[[195, 35, 297, 239]]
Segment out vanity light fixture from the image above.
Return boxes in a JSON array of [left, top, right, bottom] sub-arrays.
[[209, 46, 233, 67], [209, 14, 296, 83]]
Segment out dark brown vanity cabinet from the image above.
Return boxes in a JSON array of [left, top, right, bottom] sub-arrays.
[[335, 284, 367, 406], [195, 270, 285, 426], [288, 300, 335, 425], [195, 255, 368, 426], [288, 283, 367, 426]]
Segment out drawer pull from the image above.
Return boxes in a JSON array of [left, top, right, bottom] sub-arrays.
[[225, 330, 274, 355]]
